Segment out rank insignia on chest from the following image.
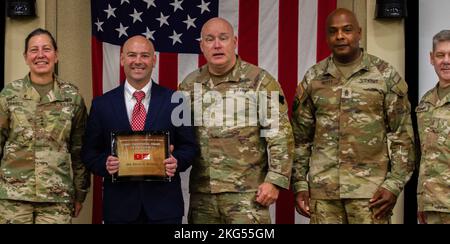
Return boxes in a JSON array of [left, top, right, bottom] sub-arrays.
[[342, 88, 352, 99]]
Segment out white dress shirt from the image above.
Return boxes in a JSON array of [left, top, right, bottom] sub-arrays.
[[124, 80, 152, 124]]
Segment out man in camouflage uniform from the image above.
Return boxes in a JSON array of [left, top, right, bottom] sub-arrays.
[[179, 18, 293, 224], [291, 9, 415, 224], [0, 28, 90, 224], [416, 30, 450, 224]]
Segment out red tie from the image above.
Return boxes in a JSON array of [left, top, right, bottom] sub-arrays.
[[131, 91, 147, 131]]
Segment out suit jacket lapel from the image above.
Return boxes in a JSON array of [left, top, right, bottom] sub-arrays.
[[111, 85, 132, 131], [146, 82, 164, 130]]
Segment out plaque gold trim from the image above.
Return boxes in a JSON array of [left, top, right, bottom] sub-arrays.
[[111, 131, 170, 182]]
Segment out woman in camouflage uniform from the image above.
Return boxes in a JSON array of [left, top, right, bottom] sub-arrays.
[[0, 28, 90, 224]]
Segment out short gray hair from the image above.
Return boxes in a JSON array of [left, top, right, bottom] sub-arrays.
[[433, 30, 450, 51]]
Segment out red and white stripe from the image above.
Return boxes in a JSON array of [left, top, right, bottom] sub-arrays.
[[91, 0, 336, 224]]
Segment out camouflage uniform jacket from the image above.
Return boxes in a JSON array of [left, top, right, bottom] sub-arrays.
[[179, 58, 294, 193], [291, 52, 415, 199], [416, 84, 450, 213], [0, 75, 90, 203]]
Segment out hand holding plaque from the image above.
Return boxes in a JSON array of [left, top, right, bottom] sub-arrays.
[[111, 131, 170, 182]]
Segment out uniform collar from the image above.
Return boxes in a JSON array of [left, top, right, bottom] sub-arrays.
[[198, 56, 242, 85], [324, 49, 370, 78], [423, 83, 450, 107], [22, 73, 65, 103]]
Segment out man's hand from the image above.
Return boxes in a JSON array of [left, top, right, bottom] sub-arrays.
[[369, 187, 397, 220], [72, 201, 83, 218], [256, 183, 279, 207], [164, 145, 178, 177], [164, 155, 178, 177], [417, 211, 427, 224], [295, 191, 310, 218], [105, 156, 120, 175]]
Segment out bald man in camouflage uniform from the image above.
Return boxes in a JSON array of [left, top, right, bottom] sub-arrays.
[[291, 9, 415, 224], [416, 30, 450, 224], [0, 29, 90, 224], [179, 18, 293, 224]]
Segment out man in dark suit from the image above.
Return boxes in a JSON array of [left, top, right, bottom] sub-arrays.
[[82, 35, 197, 224]]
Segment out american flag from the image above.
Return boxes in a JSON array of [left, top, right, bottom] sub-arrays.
[[91, 0, 336, 224]]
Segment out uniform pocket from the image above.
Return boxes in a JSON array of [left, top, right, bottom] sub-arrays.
[[11, 110, 33, 144], [355, 87, 384, 115], [434, 118, 450, 147], [50, 109, 73, 142], [35, 150, 72, 190]]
